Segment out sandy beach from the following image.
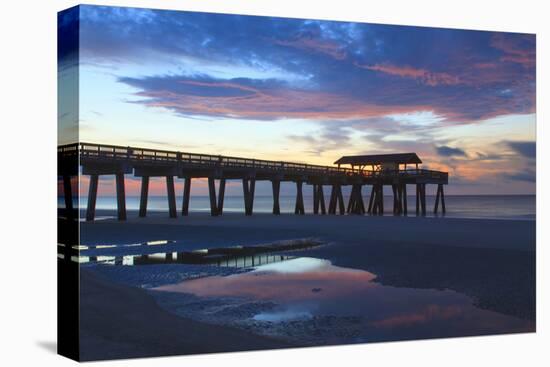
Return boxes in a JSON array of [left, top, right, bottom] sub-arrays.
[[77, 211, 535, 359]]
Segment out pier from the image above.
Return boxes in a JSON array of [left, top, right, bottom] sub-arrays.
[[58, 142, 448, 221]]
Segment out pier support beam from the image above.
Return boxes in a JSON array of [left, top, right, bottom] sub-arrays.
[[392, 183, 406, 216], [347, 184, 365, 215], [115, 171, 126, 221], [294, 181, 305, 215], [166, 176, 177, 218], [328, 184, 345, 215], [208, 177, 227, 216], [403, 184, 408, 215], [181, 178, 191, 216], [434, 184, 446, 214], [417, 183, 426, 216], [138, 176, 149, 218], [62, 174, 76, 221], [392, 184, 401, 215], [371, 184, 384, 215], [440, 185, 446, 213], [217, 178, 226, 216], [86, 174, 98, 221], [313, 184, 326, 215], [416, 184, 420, 216], [272, 180, 281, 215], [243, 178, 256, 216], [367, 186, 375, 214]]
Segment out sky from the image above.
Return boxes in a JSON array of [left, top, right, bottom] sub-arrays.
[[58, 5, 536, 196]]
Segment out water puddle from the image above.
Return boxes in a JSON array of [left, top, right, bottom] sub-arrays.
[[152, 257, 534, 345]]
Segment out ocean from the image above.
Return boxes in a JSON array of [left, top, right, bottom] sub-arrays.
[[64, 194, 536, 220]]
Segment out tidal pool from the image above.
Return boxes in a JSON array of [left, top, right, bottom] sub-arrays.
[[153, 257, 534, 345]]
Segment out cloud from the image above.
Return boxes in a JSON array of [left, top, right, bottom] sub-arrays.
[[435, 145, 466, 157], [119, 74, 429, 120], [274, 37, 347, 60], [507, 141, 536, 158], [356, 63, 460, 86], [74, 5, 536, 124], [502, 169, 536, 183], [491, 33, 536, 69]]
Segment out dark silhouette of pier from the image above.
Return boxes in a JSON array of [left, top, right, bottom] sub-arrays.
[[58, 142, 448, 221]]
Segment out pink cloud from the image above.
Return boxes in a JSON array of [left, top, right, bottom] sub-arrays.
[[491, 33, 535, 69], [356, 63, 461, 86], [274, 37, 347, 60], [134, 85, 430, 121]]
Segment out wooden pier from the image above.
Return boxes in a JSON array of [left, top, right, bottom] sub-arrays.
[[58, 143, 448, 221]]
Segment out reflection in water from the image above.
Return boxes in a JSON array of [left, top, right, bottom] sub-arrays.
[[60, 239, 320, 268], [154, 257, 534, 345], [78, 252, 295, 268]]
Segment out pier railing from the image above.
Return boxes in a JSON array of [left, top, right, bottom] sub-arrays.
[[77, 142, 362, 177], [59, 142, 448, 181]]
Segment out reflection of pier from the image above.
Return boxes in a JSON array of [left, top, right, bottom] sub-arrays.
[[58, 142, 448, 221], [75, 251, 295, 269], [60, 240, 319, 268]]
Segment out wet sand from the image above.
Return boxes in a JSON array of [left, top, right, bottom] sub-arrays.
[[78, 211, 536, 358], [79, 269, 294, 361]]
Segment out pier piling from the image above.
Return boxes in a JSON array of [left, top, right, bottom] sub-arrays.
[[86, 174, 98, 221], [166, 176, 177, 218], [295, 181, 305, 215], [181, 177, 191, 216], [272, 180, 281, 215], [115, 171, 126, 221], [138, 176, 149, 218]]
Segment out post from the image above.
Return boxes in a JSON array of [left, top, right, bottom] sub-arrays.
[[295, 181, 305, 215], [115, 171, 126, 221], [403, 183, 408, 215], [319, 185, 326, 214], [440, 184, 446, 214], [421, 183, 426, 216], [434, 184, 441, 214], [416, 184, 420, 216], [378, 184, 384, 215], [348, 184, 365, 215], [166, 176, 177, 218], [209, 177, 218, 216], [86, 174, 98, 221], [347, 185, 354, 213], [337, 184, 345, 215], [272, 180, 281, 215], [328, 185, 337, 215], [392, 184, 398, 215], [248, 178, 255, 215], [217, 178, 226, 215], [313, 184, 319, 214], [138, 176, 149, 218], [181, 177, 191, 216], [63, 175, 73, 213], [368, 185, 375, 214], [243, 178, 256, 216]]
